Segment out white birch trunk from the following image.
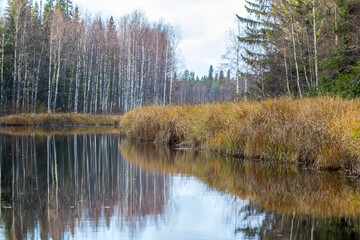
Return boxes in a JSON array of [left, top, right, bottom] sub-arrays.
[[13, 19, 18, 111], [163, 42, 168, 106], [16, 28, 25, 113], [154, 32, 159, 104], [85, 44, 93, 113], [47, 35, 53, 112], [139, 41, 145, 106], [74, 41, 81, 114], [53, 38, 62, 113]]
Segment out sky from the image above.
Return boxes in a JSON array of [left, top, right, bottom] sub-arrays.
[[0, 0, 246, 77], [70, 0, 247, 77]]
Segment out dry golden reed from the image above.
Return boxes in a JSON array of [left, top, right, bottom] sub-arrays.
[[120, 97, 360, 173], [0, 113, 121, 127]]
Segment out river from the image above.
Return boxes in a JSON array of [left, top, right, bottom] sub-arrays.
[[0, 132, 359, 239]]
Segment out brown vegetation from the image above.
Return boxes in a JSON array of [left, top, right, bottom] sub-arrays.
[[0, 126, 119, 136], [0, 113, 121, 127], [120, 142, 360, 218], [120, 97, 360, 173]]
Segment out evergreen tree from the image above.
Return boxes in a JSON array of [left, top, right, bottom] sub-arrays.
[[208, 65, 214, 81], [320, 0, 360, 97], [55, 0, 66, 13]]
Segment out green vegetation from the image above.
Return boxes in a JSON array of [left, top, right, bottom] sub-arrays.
[[235, 0, 360, 98], [0, 113, 121, 127], [120, 97, 360, 174]]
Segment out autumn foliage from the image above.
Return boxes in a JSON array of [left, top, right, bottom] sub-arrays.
[[0, 113, 121, 127], [120, 97, 360, 173]]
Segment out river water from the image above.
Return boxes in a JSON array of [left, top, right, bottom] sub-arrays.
[[0, 132, 359, 239]]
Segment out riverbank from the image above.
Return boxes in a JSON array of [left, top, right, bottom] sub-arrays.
[[120, 97, 360, 174], [0, 126, 120, 136], [0, 113, 121, 127]]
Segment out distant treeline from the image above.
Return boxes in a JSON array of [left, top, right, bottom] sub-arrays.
[[0, 0, 180, 114], [172, 66, 238, 104]]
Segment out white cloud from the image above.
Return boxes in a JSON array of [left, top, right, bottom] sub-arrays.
[[69, 0, 247, 76]]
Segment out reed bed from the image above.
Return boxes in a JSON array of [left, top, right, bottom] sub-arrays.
[[120, 97, 360, 173], [0, 126, 120, 136], [0, 113, 121, 127]]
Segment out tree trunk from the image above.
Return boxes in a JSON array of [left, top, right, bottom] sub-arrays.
[[13, 19, 18, 112], [154, 32, 159, 104], [1, 32, 4, 112], [139, 41, 145, 106], [245, 61, 248, 101], [291, 17, 302, 98], [74, 41, 81, 114], [313, 0, 319, 88], [22, 54, 29, 112], [47, 36, 53, 112], [297, 35, 311, 89], [53, 38, 62, 113], [16, 28, 25, 113], [84, 44, 93, 114], [163, 42, 168, 106], [283, 47, 291, 97]]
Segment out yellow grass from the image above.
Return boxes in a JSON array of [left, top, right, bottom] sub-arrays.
[[0, 126, 119, 136], [120, 97, 360, 173], [0, 113, 121, 127]]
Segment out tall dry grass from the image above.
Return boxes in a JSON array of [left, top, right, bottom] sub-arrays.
[[0, 113, 121, 127], [0, 126, 119, 136], [120, 97, 360, 173]]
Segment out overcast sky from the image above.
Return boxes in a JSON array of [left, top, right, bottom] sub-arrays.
[[0, 0, 247, 76], [70, 0, 246, 77]]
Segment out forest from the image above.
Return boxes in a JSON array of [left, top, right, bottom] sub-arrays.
[[166, 0, 360, 103], [234, 0, 360, 99], [0, 0, 179, 115], [0, 0, 359, 115]]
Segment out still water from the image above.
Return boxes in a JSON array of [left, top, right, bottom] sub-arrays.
[[0, 132, 360, 240]]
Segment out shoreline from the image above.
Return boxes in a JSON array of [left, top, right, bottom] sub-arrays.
[[120, 97, 360, 175], [0, 113, 122, 127], [0, 97, 359, 175]]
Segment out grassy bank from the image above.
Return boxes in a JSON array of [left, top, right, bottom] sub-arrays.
[[0, 113, 121, 127], [0, 126, 119, 136], [120, 97, 360, 173]]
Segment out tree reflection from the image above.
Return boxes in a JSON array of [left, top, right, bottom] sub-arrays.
[[0, 134, 170, 240], [120, 142, 360, 240]]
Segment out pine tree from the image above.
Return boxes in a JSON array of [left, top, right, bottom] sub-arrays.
[[208, 65, 214, 81]]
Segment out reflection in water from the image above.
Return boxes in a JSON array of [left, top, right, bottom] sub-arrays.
[[121, 142, 360, 240], [0, 134, 360, 240], [0, 134, 170, 239]]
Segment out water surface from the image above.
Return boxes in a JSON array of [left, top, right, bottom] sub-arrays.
[[0, 132, 359, 239]]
